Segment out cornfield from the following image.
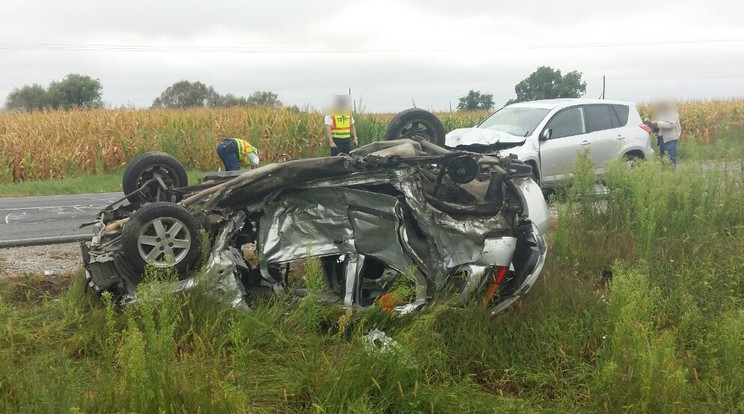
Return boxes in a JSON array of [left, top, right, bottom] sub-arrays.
[[0, 107, 485, 183], [0, 101, 740, 183], [638, 99, 744, 144]]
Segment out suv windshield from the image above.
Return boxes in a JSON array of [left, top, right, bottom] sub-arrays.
[[478, 107, 550, 137]]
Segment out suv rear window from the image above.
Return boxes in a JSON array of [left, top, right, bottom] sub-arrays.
[[611, 104, 629, 126], [584, 104, 615, 132]]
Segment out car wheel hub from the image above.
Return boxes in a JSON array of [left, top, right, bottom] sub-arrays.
[[136, 217, 192, 267], [400, 120, 435, 140], [136, 165, 177, 199]]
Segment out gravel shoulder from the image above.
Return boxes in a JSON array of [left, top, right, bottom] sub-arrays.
[[0, 242, 82, 278]]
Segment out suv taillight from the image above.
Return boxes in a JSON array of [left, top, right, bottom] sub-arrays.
[[640, 124, 652, 134]]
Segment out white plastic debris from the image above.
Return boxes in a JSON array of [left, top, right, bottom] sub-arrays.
[[363, 329, 401, 354], [43, 270, 57, 277]]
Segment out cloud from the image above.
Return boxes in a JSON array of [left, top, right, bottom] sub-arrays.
[[1, 0, 743, 111]]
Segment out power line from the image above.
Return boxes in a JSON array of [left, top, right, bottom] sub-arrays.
[[0, 38, 742, 54], [611, 74, 744, 81]]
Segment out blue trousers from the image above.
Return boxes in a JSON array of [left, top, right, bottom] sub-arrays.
[[659, 139, 678, 167], [216, 139, 241, 171]]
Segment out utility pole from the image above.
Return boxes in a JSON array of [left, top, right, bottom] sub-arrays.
[[601, 75, 606, 99]]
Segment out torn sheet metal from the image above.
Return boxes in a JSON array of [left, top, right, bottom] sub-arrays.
[[258, 187, 414, 274], [200, 211, 250, 310]]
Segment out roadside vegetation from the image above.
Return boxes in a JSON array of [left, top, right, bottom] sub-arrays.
[[0, 169, 204, 197], [2, 145, 744, 412]]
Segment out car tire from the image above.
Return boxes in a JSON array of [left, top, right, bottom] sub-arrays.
[[625, 152, 643, 170], [384, 108, 446, 147], [121, 202, 204, 280], [122, 152, 188, 203]]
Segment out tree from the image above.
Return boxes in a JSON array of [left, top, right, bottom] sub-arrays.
[[507, 66, 586, 104], [151, 80, 222, 109], [245, 91, 281, 108], [457, 90, 495, 111], [217, 92, 282, 108], [4, 84, 48, 111], [46, 74, 103, 109], [218, 93, 249, 107], [3, 74, 102, 111], [151, 81, 282, 109]]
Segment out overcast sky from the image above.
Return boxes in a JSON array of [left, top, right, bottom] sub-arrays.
[[2, 0, 743, 112]]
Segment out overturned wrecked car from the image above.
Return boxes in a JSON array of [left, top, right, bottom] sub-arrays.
[[82, 116, 548, 315]]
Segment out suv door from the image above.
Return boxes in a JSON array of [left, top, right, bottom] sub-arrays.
[[583, 104, 624, 174], [538, 106, 587, 185]]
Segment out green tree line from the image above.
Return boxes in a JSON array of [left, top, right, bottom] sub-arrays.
[[457, 65, 587, 112], [4, 74, 103, 111]]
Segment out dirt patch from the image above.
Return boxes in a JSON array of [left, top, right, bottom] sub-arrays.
[[0, 242, 82, 278], [0, 272, 77, 305]]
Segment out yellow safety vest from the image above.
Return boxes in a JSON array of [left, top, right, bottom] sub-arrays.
[[331, 114, 352, 139], [232, 139, 258, 167]]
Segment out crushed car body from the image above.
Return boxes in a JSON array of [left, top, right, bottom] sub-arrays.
[[82, 135, 549, 315]]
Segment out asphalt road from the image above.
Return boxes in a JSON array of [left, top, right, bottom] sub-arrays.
[[0, 192, 122, 247]]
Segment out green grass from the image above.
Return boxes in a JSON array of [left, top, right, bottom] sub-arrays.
[[0, 170, 204, 197], [0, 269, 537, 413], [3, 152, 744, 412]]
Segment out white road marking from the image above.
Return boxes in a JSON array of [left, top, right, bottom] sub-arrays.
[[0, 204, 109, 212], [0, 193, 120, 244], [3, 212, 28, 224]]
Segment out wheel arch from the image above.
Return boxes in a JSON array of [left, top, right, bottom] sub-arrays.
[[624, 149, 646, 160], [524, 159, 541, 185]]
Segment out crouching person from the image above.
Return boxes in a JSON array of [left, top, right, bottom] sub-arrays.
[[216, 138, 260, 171]]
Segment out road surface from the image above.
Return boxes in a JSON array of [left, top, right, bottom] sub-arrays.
[[0, 192, 122, 247]]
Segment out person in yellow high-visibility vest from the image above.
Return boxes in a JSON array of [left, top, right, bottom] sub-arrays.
[[216, 138, 260, 171], [325, 95, 359, 156]]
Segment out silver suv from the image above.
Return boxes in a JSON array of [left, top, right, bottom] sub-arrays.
[[445, 99, 654, 188]]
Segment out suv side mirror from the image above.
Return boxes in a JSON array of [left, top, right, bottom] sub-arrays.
[[540, 128, 552, 141]]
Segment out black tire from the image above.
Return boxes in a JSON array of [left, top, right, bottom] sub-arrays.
[[625, 152, 644, 170], [122, 152, 188, 203], [121, 202, 204, 280], [384, 108, 446, 147]]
